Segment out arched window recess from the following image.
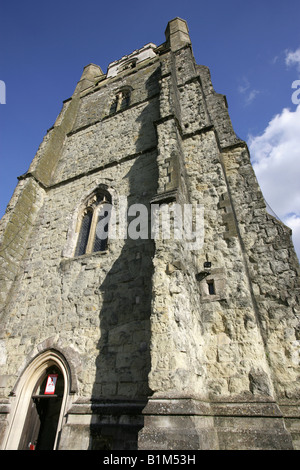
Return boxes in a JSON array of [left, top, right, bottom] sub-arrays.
[[120, 58, 137, 72], [109, 87, 132, 114], [75, 190, 112, 257]]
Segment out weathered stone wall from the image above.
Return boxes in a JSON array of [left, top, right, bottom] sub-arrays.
[[53, 62, 160, 184], [0, 178, 45, 306], [140, 22, 299, 450], [0, 17, 299, 450], [221, 144, 300, 399], [182, 130, 271, 399], [0, 49, 161, 451], [0, 116, 159, 404], [147, 41, 278, 402]]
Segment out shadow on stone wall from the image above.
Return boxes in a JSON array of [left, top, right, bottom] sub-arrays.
[[89, 71, 160, 450]]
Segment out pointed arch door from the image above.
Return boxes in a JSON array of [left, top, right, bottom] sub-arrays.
[[4, 350, 70, 450], [18, 365, 64, 450]]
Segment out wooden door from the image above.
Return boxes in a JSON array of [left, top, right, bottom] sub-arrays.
[[18, 398, 41, 450]]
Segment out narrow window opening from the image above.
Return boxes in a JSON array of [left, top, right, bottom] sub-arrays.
[[93, 208, 110, 253], [109, 98, 118, 114], [119, 90, 130, 110], [207, 280, 215, 295], [75, 209, 93, 257]]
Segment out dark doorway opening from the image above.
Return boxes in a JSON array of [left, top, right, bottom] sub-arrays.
[[18, 366, 64, 450]]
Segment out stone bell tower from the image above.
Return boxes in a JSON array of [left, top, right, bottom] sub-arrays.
[[0, 18, 299, 450]]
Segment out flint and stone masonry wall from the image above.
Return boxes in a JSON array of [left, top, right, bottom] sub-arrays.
[[0, 18, 299, 450]]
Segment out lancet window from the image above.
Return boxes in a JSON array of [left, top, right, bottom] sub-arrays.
[[75, 191, 112, 257], [109, 88, 131, 114]]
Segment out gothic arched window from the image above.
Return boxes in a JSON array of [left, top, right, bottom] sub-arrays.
[[75, 191, 112, 257], [109, 88, 131, 114]]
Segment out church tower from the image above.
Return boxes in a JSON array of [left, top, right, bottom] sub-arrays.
[[0, 18, 299, 450]]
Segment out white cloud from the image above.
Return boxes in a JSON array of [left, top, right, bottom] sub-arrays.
[[245, 89, 260, 105], [285, 47, 300, 72], [238, 77, 259, 105], [248, 105, 300, 260]]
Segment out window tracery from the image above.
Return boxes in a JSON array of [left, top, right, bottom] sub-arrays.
[[75, 191, 112, 257]]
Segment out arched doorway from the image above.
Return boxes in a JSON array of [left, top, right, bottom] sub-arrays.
[[4, 349, 70, 450], [18, 365, 64, 450]]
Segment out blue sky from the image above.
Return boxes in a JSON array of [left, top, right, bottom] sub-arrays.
[[1, 0, 300, 259]]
